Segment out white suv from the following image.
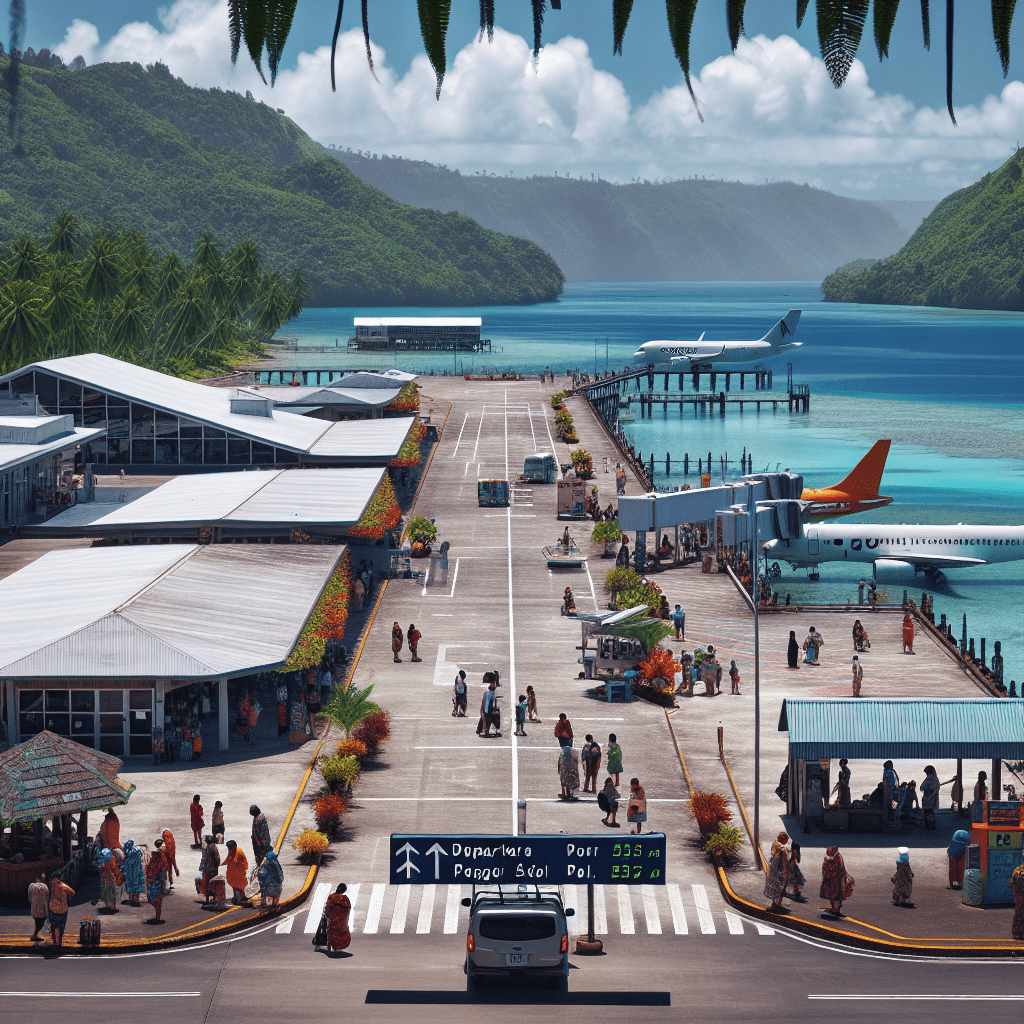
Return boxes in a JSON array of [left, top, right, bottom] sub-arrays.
[[463, 885, 575, 992]]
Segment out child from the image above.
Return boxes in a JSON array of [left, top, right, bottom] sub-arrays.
[[526, 685, 540, 723], [851, 655, 863, 697], [408, 623, 422, 662], [515, 695, 527, 736], [891, 847, 914, 906], [211, 800, 225, 842], [606, 733, 623, 787], [729, 659, 740, 695], [190, 794, 204, 847]]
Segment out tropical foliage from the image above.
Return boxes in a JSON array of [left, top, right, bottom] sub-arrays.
[[313, 792, 348, 834], [688, 791, 733, 839], [550, 392, 566, 409], [215, 1, 1017, 126], [637, 647, 680, 686], [0, 60, 564, 307], [592, 519, 622, 552], [322, 682, 380, 738], [703, 822, 746, 858], [407, 515, 438, 544], [280, 556, 353, 671], [335, 737, 368, 760], [570, 448, 593, 478], [386, 382, 420, 412], [352, 709, 392, 754], [606, 617, 673, 654], [292, 827, 329, 861], [0, 215, 301, 376], [347, 474, 401, 539], [822, 151, 1024, 312], [389, 423, 423, 468]]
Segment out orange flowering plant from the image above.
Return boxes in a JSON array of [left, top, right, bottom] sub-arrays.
[[637, 648, 680, 687], [386, 382, 420, 412], [281, 553, 352, 671], [348, 474, 401, 539]]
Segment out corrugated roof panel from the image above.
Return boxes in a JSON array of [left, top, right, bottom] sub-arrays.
[[308, 416, 415, 459], [354, 317, 480, 327], [240, 386, 399, 407], [780, 698, 1024, 759], [227, 468, 384, 524], [0, 425, 107, 473]]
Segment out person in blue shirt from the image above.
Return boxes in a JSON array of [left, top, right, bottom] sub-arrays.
[[671, 604, 686, 640]]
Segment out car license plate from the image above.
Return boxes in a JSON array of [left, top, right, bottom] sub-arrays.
[[505, 953, 528, 966]]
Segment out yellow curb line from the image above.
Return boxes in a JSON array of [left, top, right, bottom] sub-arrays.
[[663, 709, 696, 799], [275, 737, 327, 854]]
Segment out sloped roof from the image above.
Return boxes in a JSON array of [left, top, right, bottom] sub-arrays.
[[0, 731, 134, 822], [0, 543, 347, 680], [239, 385, 400, 407], [779, 698, 1024, 759], [307, 416, 415, 460]]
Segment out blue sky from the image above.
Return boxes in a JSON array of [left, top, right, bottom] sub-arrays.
[[33, 1, 1024, 199]]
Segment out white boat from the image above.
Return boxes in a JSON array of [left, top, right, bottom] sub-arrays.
[[542, 540, 587, 568]]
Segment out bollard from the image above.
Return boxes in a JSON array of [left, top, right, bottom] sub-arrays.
[[684, 453, 689, 476], [961, 614, 968, 654], [666, 451, 671, 476], [980, 638, 986, 668], [518, 799, 527, 835], [718, 724, 724, 762], [1010, 680, 1017, 697], [969, 638, 976, 661], [940, 612, 947, 632], [575, 882, 603, 954]]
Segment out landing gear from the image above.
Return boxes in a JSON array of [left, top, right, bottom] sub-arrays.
[[923, 567, 946, 585], [807, 565, 820, 581]]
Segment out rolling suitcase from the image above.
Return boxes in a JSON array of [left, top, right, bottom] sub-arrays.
[[79, 917, 101, 947], [312, 912, 328, 951], [209, 877, 226, 904]]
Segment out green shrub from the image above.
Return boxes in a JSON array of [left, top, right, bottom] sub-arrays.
[[704, 823, 746, 858], [605, 567, 640, 592], [407, 516, 438, 544]]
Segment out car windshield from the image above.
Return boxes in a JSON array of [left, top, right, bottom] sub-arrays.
[[478, 914, 557, 941]]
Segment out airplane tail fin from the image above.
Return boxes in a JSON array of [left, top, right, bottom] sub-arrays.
[[830, 439, 891, 498], [761, 309, 802, 351]]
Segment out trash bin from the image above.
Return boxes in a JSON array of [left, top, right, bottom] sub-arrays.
[[961, 868, 984, 906]]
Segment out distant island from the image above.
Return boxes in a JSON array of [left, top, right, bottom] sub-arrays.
[[821, 151, 1024, 312], [328, 149, 913, 283], [0, 60, 564, 307]]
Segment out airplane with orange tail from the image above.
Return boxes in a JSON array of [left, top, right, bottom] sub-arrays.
[[801, 440, 893, 522]]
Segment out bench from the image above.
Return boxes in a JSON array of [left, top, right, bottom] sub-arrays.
[[605, 676, 634, 703]]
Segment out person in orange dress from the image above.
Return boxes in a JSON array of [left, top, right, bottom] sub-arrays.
[[902, 613, 915, 654], [407, 624, 422, 662], [324, 883, 352, 951], [224, 840, 250, 905], [161, 828, 179, 891], [99, 808, 121, 851], [190, 794, 204, 847]]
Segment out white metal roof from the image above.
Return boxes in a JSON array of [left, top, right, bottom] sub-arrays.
[[0, 543, 346, 679], [353, 317, 481, 327], [308, 416, 416, 459], [0, 425, 106, 474], [0, 354, 334, 453], [240, 385, 400, 407]]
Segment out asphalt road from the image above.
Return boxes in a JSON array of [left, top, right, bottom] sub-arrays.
[[2, 921, 1023, 1023]]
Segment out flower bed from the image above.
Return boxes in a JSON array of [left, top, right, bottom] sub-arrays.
[[348, 474, 401, 539], [570, 448, 593, 478], [389, 421, 424, 468], [386, 382, 420, 412], [281, 553, 353, 672]]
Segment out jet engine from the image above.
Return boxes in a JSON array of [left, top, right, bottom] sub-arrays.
[[872, 558, 918, 583]]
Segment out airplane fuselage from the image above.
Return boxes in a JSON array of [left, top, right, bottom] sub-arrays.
[[634, 339, 790, 368]]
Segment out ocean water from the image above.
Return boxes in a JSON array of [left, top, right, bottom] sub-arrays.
[[274, 282, 1024, 683]]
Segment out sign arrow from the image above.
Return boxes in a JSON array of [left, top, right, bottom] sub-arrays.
[[395, 842, 420, 880], [425, 843, 448, 880]]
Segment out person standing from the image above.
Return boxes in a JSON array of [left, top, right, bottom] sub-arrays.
[[607, 733, 623, 786], [615, 463, 626, 496], [581, 735, 601, 793], [526, 685, 541, 723], [48, 875, 75, 948], [192, 728, 203, 760], [161, 828, 180, 891], [599, 778, 620, 827], [972, 771, 988, 822], [851, 655, 863, 697], [190, 794, 205, 847], [95, 848, 122, 912], [28, 871, 49, 941], [627, 778, 647, 834], [250, 805, 273, 868], [819, 847, 853, 917], [515, 695, 527, 737], [671, 604, 686, 640], [407, 624, 422, 662], [557, 744, 580, 801], [99, 808, 122, 851], [882, 761, 900, 822], [902, 613, 915, 654], [121, 839, 145, 906], [785, 842, 807, 901], [947, 829, 970, 889], [1009, 862, 1024, 941], [324, 883, 352, 951], [787, 630, 800, 670], [145, 839, 167, 924], [764, 833, 790, 913], [211, 801, 225, 842], [554, 713, 573, 748], [452, 670, 468, 717], [392, 622, 404, 663], [479, 679, 501, 737], [199, 836, 221, 906], [224, 840, 250, 905], [253, 849, 284, 910], [729, 659, 741, 695], [803, 626, 823, 665], [891, 847, 914, 906], [920, 765, 953, 830]]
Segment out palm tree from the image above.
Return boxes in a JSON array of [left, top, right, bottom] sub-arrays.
[[165, 276, 213, 353], [81, 237, 123, 311], [225, 239, 262, 308], [322, 683, 380, 739], [43, 265, 86, 356], [193, 230, 222, 276], [47, 212, 83, 256], [153, 252, 186, 307], [254, 272, 288, 339], [9, 237, 45, 283], [0, 278, 49, 370], [107, 289, 154, 358]]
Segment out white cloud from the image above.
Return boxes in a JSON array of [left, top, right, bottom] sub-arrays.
[[52, 1, 1024, 199]]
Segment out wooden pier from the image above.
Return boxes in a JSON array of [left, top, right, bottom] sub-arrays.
[[635, 386, 810, 417]]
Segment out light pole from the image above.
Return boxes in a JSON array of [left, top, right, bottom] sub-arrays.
[[750, 490, 761, 863]]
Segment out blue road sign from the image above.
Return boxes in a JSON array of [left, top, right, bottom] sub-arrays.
[[389, 833, 666, 885]]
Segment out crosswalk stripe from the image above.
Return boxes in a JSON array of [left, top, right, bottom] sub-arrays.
[[363, 883, 385, 934], [641, 885, 662, 935], [725, 912, 744, 935], [593, 884, 608, 935], [390, 885, 411, 934], [274, 913, 295, 934], [416, 885, 436, 934], [617, 885, 635, 934], [562, 884, 580, 935], [304, 882, 331, 933], [667, 883, 688, 935], [754, 921, 776, 936], [691, 885, 716, 935], [346, 884, 361, 930], [443, 884, 462, 934]]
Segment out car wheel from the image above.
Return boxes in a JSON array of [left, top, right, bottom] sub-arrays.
[[551, 975, 568, 994], [466, 970, 479, 992]]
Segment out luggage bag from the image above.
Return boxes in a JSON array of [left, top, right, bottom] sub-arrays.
[[79, 917, 101, 946]]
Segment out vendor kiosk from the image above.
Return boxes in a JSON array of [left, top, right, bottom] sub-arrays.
[[969, 800, 1023, 905], [557, 479, 586, 519]]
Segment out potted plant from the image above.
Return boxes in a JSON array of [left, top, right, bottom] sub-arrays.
[[592, 520, 622, 557], [407, 515, 437, 557]]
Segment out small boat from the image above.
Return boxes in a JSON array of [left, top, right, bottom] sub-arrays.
[[542, 540, 587, 568]]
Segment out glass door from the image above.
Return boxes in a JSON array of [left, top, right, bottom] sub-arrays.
[[128, 690, 153, 756]]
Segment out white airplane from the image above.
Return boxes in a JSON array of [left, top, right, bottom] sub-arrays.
[[633, 309, 802, 368], [763, 522, 1024, 584]]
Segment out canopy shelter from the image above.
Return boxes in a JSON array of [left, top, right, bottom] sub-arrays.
[[778, 698, 1024, 820], [0, 730, 134, 904]]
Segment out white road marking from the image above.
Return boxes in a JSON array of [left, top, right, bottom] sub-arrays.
[[809, 996, 1024, 1001], [345, 883, 361, 929], [725, 911, 744, 935], [390, 885, 411, 933], [667, 883, 688, 935], [641, 884, 662, 934], [450, 411, 469, 457], [422, 557, 460, 599], [691, 884, 716, 934], [617, 885, 634, 934], [416, 885, 436, 934], [304, 882, 331, 933], [362, 883, 386, 934], [754, 921, 776, 936], [593, 884, 608, 935], [561, 883, 580, 935], [506, 391, 520, 835], [0, 993, 201, 998], [471, 411, 484, 463], [443, 884, 462, 934], [274, 913, 295, 934]]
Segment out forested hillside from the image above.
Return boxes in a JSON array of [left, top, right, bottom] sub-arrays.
[[329, 149, 909, 282], [0, 61, 564, 307], [821, 152, 1024, 311]]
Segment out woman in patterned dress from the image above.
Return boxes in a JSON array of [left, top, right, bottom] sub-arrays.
[[764, 832, 790, 912], [324, 883, 352, 951], [819, 847, 853, 916], [1008, 863, 1024, 941], [96, 848, 122, 912], [891, 847, 914, 906], [121, 839, 145, 907]]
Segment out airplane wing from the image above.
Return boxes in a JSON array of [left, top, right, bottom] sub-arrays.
[[669, 347, 725, 363], [877, 554, 986, 569]]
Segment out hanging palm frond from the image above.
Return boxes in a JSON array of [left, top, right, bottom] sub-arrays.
[[228, 0, 244, 64], [992, 0, 1016, 76], [266, 0, 298, 85], [330, 0, 345, 91], [727, 0, 747, 51], [532, 0, 546, 64], [945, 0, 956, 125], [920, 0, 931, 48], [797, 0, 811, 27], [817, 0, 870, 89], [418, 0, 452, 100], [873, 0, 901, 59], [6, 0, 25, 144], [479, 0, 495, 43], [241, 1, 268, 83], [613, 0, 634, 55], [362, 0, 379, 82], [665, 0, 703, 123]]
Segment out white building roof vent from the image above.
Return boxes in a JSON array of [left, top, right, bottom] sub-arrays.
[[230, 392, 274, 417]]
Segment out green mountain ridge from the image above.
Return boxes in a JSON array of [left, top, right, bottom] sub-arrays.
[[0, 61, 564, 307], [821, 152, 1024, 311]]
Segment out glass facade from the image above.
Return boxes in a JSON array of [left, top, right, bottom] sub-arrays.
[[17, 686, 154, 756], [6, 370, 304, 468]]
